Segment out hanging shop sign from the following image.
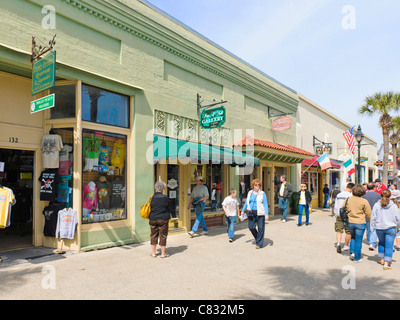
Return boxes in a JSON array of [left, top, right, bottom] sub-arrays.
[[271, 116, 292, 132], [30, 94, 55, 114], [32, 51, 56, 95], [200, 106, 226, 129], [315, 144, 332, 155]]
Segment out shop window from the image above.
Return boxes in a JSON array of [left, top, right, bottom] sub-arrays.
[[190, 164, 224, 213], [82, 84, 129, 128], [82, 129, 127, 224], [167, 164, 179, 219], [49, 85, 76, 119]]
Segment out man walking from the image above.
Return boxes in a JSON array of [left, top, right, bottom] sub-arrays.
[[278, 175, 292, 223], [187, 177, 209, 237], [334, 182, 354, 253], [363, 182, 381, 250]]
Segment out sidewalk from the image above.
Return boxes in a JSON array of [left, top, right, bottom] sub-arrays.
[[1, 208, 400, 300]]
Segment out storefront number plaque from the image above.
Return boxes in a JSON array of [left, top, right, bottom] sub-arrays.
[[200, 106, 226, 129]]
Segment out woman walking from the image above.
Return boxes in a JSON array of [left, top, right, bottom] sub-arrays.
[[149, 181, 171, 258], [342, 184, 371, 263], [241, 179, 269, 249], [370, 189, 400, 270], [297, 184, 312, 226]]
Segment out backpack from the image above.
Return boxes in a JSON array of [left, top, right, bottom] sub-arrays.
[[339, 198, 350, 226], [140, 194, 153, 219]]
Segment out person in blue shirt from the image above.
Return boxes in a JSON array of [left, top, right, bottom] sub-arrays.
[[241, 179, 269, 249]]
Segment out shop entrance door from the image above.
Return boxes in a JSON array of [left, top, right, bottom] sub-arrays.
[[0, 149, 34, 251], [167, 164, 183, 230]]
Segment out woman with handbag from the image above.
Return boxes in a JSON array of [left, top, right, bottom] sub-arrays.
[[241, 179, 269, 249], [149, 181, 171, 258], [342, 184, 371, 263]]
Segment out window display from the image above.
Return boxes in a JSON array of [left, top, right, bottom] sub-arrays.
[[82, 129, 127, 224]]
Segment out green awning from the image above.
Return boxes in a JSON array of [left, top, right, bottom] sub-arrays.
[[153, 135, 259, 165]]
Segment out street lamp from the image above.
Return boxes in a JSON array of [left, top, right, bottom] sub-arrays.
[[354, 125, 364, 185]]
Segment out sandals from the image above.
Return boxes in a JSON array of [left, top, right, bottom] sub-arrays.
[[160, 254, 170, 258]]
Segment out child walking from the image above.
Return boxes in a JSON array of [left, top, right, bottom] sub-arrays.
[[222, 188, 240, 242], [297, 184, 312, 226]]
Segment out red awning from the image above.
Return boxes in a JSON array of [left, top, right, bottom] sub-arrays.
[[301, 155, 341, 169]]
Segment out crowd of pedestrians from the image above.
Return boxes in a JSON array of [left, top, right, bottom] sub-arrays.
[[333, 179, 400, 269], [146, 176, 400, 270]]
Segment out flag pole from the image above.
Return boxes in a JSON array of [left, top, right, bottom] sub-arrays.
[[301, 157, 319, 176]]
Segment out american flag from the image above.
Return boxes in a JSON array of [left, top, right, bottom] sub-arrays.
[[343, 126, 356, 154]]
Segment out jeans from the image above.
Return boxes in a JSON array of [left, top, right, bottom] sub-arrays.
[[324, 194, 330, 208], [376, 228, 397, 262], [365, 216, 377, 246], [298, 204, 309, 224], [225, 215, 237, 240], [347, 223, 367, 261], [248, 211, 265, 247], [279, 197, 289, 220], [191, 202, 208, 233]]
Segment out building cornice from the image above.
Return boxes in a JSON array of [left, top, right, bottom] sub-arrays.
[[58, 0, 298, 112]]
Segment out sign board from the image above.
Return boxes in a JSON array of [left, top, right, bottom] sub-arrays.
[[200, 106, 226, 129], [32, 51, 56, 95], [30, 94, 55, 114], [315, 144, 332, 155], [271, 116, 292, 131]]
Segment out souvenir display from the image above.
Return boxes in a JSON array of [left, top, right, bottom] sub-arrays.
[[82, 129, 127, 224]]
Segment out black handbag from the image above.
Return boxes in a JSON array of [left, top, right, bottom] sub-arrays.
[[339, 198, 350, 225]]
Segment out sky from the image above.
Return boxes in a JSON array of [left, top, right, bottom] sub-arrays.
[[144, 0, 400, 146]]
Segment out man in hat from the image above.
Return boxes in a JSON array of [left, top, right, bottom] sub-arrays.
[[187, 176, 209, 237], [374, 178, 387, 195]]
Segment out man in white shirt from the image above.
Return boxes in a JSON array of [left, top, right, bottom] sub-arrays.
[[334, 182, 354, 253], [187, 177, 209, 237]]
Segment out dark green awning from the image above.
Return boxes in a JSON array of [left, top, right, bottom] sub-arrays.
[[153, 135, 259, 166]]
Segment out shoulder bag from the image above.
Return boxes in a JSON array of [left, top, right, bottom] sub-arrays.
[[140, 194, 153, 219], [339, 198, 350, 226]]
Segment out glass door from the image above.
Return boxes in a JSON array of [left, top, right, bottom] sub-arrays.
[[167, 164, 181, 229]]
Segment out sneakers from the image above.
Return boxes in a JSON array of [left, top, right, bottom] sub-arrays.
[[188, 231, 195, 237], [229, 238, 233, 243], [336, 244, 342, 253], [369, 244, 375, 251], [281, 219, 286, 223], [342, 245, 350, 251], [201, 231, 208, 235]]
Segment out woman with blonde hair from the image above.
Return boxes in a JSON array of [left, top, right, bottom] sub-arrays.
[[241, 179, 269, 249], [370, 189, 400, 270]]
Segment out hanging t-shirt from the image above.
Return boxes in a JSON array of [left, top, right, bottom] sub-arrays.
[[111, 140, 126, 169], [55, 208, 78, 240], [38, 169, 59, 201], [59, 144, 73, 162], [41, 134, 63, 169], [96, 179, 111, 209], [57, 174, 72, 204], [43, 203, 64, 237], [0, 187, 16, 229], [58, 160, 72, 176], [83, 136, 101, 159], [110, 179, 124, 208], [82, 182, 98, 210], [99, 145, 111, 166]]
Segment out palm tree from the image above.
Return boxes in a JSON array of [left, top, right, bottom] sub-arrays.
[[359, 92, 400, 186], [390, 116, 400, 180]]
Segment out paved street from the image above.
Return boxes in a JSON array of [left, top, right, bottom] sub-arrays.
[[1, 208, 399, 300]]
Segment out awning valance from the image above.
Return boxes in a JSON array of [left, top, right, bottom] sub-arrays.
[[301, 155, 341, 169], [152, 135, 259, 165]]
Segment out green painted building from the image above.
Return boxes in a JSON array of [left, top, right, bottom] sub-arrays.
[[0, 0, 312, 252]]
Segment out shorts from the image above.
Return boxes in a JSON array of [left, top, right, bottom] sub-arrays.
[[149, 219, 169, 246], [334, 216, 350, 234]]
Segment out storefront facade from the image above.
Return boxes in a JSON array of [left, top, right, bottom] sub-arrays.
[[296, 94, 378, 207], [1, 0, 312, 251]]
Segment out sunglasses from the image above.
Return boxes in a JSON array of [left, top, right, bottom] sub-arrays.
[[254, 184, 261, 186]]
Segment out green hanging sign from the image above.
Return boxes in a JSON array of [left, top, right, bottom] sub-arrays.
[[200, 106, 226, 129], [32, 51, 56, 95]]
